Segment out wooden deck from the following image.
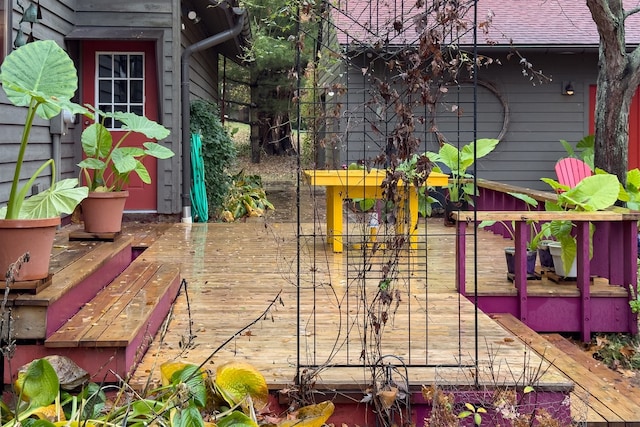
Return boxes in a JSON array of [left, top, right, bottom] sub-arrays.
[[4, 214, 640, 424]]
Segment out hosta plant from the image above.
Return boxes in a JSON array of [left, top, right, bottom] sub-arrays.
[[2, 357, 334, 427]]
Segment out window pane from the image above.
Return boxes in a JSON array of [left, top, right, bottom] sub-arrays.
[[98, 81, 112, 103], [130, 55, 143, 78], [130, 81, 143, 103], [113, 80, 128, 103], [114, 55, 128, 77], [98, 55, 112, 77], [131, 105, 143, 116]]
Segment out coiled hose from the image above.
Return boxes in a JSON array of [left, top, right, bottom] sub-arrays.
[[190, 133, 208, 222]]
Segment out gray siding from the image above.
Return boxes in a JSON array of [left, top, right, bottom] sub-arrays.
[[330, 52, 597, 190], [182, 20, 219, 103]]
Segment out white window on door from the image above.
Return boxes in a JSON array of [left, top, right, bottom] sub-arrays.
[[96, 52, 144, 129]]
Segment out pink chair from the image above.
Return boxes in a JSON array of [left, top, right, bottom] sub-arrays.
[[555, 157, 593, 189]]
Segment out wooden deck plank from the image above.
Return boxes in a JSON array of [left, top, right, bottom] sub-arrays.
[[542, 333, 640, 406], [45, 262, 159, 347], [492, 313, 635, 425], [95, 264, 180, 347], [130, 222, 570, 392]]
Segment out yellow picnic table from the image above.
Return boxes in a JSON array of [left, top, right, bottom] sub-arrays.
[[303, 169, 449, 252]]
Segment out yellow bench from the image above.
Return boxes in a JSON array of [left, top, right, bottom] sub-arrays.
[[304, 169, 449, 252]]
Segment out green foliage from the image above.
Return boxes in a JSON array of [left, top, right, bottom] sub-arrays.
[[4, 358, 333, 427], [251, 33, 297, 72], [458, 402, 486, 426], [78, 106, 173, 192], [540, 173, 620, 274], [560, 135, 594, 170], [592, 333, 640, 371], [426, 138, 500, 204], [190, 100, 237, 218], [221, 172, 274, 221], [0, 40, 88, 219]]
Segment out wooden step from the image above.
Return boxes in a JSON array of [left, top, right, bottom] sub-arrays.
[[40, 260, 180, 381], [492, 313, 640, 426], [8, 235, 134, 341]]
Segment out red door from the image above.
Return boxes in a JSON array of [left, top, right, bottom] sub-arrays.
[[589, 85, 640, 170], [81, 41, 159, 211]]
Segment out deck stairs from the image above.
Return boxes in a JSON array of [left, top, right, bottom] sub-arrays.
[[2, 224, 179, 384]]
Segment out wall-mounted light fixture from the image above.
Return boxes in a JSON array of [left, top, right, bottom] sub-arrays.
[[562, 81, 575, 96], [181, 6, 201, 24], [188, 10, 201, 23]]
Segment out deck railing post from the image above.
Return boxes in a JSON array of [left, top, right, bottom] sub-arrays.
[[576, 221, 591, 342], [514, 221, 528, 323]]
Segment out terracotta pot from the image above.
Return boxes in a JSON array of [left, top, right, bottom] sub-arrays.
[[0, 216, 60, 281], [81, 191, 129, 233]]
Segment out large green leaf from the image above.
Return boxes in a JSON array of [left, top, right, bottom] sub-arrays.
[[216, 411, 258, 427], [172, 402, 205, 427], [173, 364, 208, 408], [20, 179, 88, 219], [460, 138, 500, 167], [143, 141, 176, 159], [0, 40, 79, 120], [437, 143, 463, 173], [507, 192, 538, 208], [15, 359, 59, 408], [112, 111, 170, 140], [81, 123, 113, 159], [559, 174, 619, 211], [215, 362, 269, 411], [77, 158, 106, 171], [133, 160, 151, 184], [111, 148, 139, 174]]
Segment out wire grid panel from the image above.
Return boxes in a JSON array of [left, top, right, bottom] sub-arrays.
[[295, 0, 484, 379]]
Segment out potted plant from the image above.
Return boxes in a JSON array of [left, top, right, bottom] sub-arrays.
[[77, 106, 173, 233], [478, 192, 541, 278], [540, 172, 620, 277], [426, 138, 500, 225], [0, 40, 89, 281]]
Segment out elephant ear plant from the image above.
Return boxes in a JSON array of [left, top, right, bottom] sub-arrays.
[[78, 106, 173, 192], [425, 138, 500, 206], [0, 40, 88, 219], [539, 173, 620, 274]]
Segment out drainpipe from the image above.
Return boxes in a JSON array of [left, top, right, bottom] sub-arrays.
[[180, 8, 245, 223]]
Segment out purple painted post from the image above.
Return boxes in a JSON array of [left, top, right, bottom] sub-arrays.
[[576, 221, 591, 342], [515, 221, 528, 323], [608, 222, 625, 285], [622, 220, 639, 335]]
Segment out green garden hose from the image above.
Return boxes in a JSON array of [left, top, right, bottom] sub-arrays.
[[190, 133, 209, 222]]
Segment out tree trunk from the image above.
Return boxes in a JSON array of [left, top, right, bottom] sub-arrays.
[[250, 66, 261, 163], [587, 0, 640, 184]]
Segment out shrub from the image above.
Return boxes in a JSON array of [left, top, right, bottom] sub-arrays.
[[190, 100, 237, 219]]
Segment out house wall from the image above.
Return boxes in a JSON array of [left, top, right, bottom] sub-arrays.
[[330, 51, 597, 190], [73, 0, 181, 214], [182, 19, 219, 103], [0, 0, 187, 215]]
